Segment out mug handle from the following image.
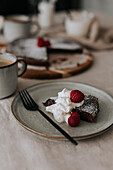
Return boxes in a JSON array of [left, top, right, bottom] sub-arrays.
[[30, 22, 40, 36], [17, 59, 27, 77]]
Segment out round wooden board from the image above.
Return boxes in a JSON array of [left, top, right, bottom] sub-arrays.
[[21, 49, 93, 79], [0, 43, 93, 79], [0, 43, 6, 52]]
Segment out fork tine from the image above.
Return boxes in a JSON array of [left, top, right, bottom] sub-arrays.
[[19, 89, 38, 110], [22, 90, 35, 109], [25, 89, 38, 107], [23, 90, 35, 108], [22, 90, 29, 106], [18, 91, 29, 109]]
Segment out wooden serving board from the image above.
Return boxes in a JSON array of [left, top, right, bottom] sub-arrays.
[[22, 49, 93, 79], [0, 43, 93, 79]]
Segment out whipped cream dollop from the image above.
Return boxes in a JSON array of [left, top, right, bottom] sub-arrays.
[[46, 88, 84, 123]]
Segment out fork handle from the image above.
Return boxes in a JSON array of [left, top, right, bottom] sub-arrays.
[[38, 108, 78, 145]]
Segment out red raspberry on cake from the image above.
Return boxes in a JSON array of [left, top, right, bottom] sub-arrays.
[[68, 112, 80, 127], [37, 37, 45, 47], [37, 38, 51, 47], [70, 90, 84, 103], [45, 40, 51, 46]]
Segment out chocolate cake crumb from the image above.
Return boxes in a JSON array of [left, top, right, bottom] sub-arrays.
[[43, 99, 55, 107], [60, 58, 67, 62], [52, 60, 57, 64], [77, 63, 80, 66]]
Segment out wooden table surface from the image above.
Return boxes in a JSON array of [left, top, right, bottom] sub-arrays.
[[0, 12, 113, 170]]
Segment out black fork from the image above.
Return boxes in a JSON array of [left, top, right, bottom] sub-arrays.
[[18, 89, 78, 145]]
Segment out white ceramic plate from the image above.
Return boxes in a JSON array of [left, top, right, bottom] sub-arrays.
[[11, 81, 113, 140]]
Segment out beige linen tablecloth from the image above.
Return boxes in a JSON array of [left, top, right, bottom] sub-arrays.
[[1, 13, 113, 170]]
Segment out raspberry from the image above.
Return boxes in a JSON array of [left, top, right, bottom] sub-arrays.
[[68, 112, 80, 127], [70, 90, 84, 103], [45, 40, 51, 46], [71, 112, 78, 117], [37, 38, 45, 47]]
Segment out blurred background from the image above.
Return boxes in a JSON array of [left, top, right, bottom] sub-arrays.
[[0, 0, 112, 16], [0, 0, 80, 15]]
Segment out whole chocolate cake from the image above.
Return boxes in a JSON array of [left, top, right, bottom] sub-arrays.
[[6, 37, 82, 67]]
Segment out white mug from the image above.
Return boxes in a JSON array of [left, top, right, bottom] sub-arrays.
[[38, 1, 54, 28], [65, 11, 95, 37], [0, 15, 4, 31], [4, 15, 40, 41], [0, 52, 27, 99]]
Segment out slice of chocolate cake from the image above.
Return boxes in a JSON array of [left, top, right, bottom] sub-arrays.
[[6, 38, 49, 66], [74, 95, 99, 122], [43, 95, 99, 123]]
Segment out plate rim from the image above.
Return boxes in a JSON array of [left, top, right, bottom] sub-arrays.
[[11, 81, 113, 140]]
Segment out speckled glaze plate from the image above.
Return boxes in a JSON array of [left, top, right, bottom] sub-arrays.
[[11, 81, 113, 140]]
